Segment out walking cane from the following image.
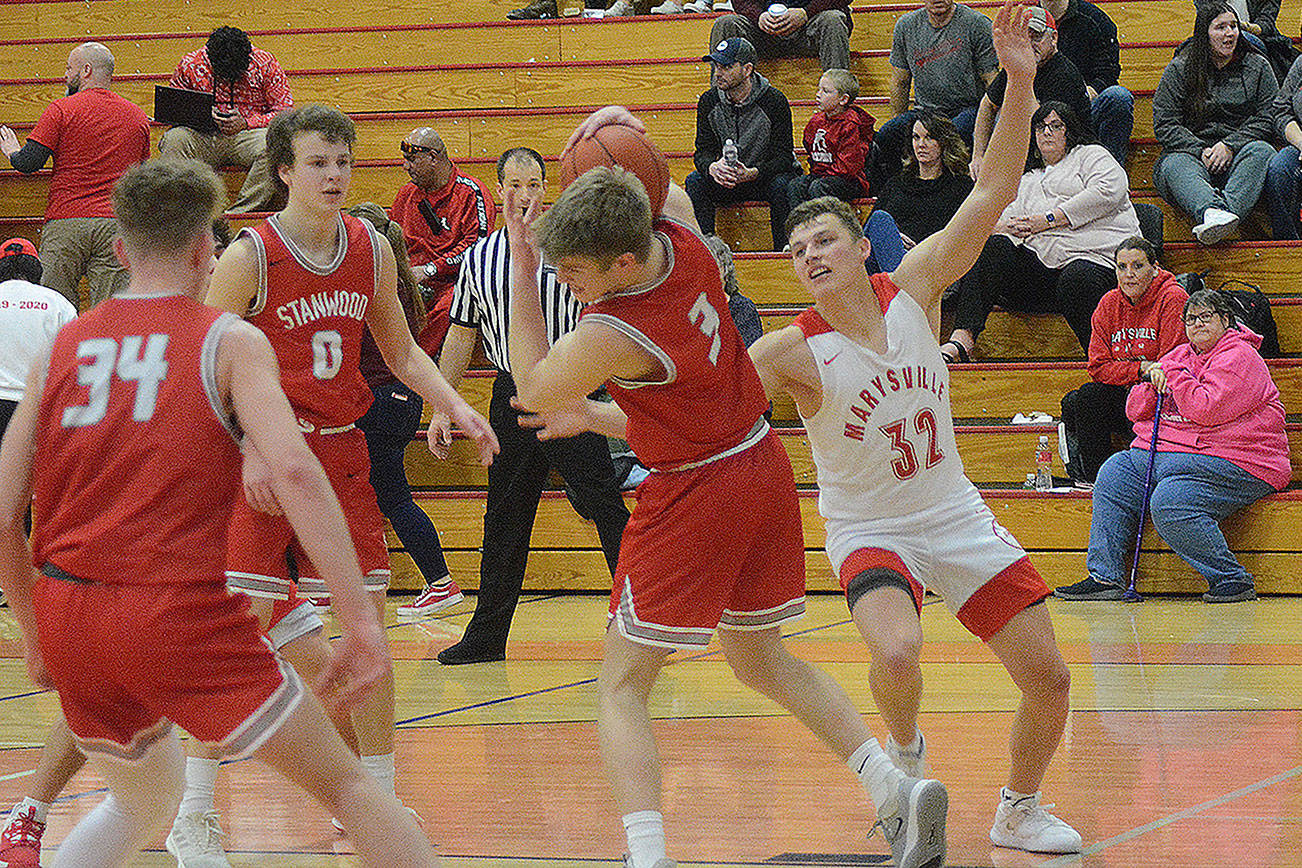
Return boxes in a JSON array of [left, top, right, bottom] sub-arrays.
[[1124, 391, 1164, 603]]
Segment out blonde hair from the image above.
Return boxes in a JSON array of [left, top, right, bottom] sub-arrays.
[[821, 68, 859, 103]]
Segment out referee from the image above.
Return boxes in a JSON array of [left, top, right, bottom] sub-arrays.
[[434, 146, 629, 665]]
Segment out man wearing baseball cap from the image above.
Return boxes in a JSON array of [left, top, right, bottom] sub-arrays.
[[970, 5, 1092, 178], [685, 36, 800, 250], [0, 238, 76, 439], [709, 0, 852, 71]]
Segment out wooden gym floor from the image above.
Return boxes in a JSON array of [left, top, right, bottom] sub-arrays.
[[0, 590, 1298, 866]]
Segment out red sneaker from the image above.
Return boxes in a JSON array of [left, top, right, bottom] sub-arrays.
[[0, 802, 44, 868], [396, 581, 465, 619]]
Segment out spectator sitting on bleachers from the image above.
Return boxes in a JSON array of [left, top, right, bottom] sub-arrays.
[[942, 102, 1139, 362], [0, 42, 148, 309], [787, 69, 872, 211], [1264, 51, 1302, 239], [709, 0, 851, 71], [1055, 288, 1289, 603], [1059, 236, 1188, 484], [1241, 0, 1299, 82], [1039, 0, 1134, 166], [970, 7, 1092, 180], [702, 233, 763, 346], [159, 26, 293, 214], [1153, 2, 1278, 245], [863, 110, 974, 274], [870, 0, 997, 190], [390, 128, 495, 357], [685, 37, 800, 251]]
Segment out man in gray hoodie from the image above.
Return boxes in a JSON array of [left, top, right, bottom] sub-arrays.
[[684, 37, 800, 250]]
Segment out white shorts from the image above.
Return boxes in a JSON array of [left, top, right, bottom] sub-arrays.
[[824, 485, 1050, 641]]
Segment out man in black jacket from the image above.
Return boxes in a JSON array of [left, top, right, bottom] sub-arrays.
[[1041, 0, 1133, 165], [684, 37, 799, 251]]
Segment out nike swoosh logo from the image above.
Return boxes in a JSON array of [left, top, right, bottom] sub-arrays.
[[822, 352, 841, 365]]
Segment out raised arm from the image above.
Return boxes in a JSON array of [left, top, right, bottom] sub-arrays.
[[891, 1, 1037, 318]]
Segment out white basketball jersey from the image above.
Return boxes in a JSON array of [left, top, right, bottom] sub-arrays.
[[798, 274, 970, 522]]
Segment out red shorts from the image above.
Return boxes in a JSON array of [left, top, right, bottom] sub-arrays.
[[35, 575, 303, 761], [226, 427, 390, 599], [608, 430, 805, 649]]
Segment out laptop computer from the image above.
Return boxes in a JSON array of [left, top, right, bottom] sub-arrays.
[[153, 85, 219, 135]]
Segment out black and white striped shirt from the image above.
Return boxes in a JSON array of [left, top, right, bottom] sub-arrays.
[[451, 227, 582, 374]]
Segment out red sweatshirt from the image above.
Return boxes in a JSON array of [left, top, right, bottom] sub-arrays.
[[803, 106, 873, 195], [1086, 268, 1189, 385]]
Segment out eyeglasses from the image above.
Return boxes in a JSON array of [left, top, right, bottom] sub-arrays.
[[400, 142, 442, 157], [1183, 311, 1220, 326], [1034, 120, 1066, 134]]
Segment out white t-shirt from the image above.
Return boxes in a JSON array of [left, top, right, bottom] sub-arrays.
[[0, 279, 77, 402]]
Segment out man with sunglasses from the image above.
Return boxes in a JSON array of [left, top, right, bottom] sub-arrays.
[[391, 129, 496, 357]]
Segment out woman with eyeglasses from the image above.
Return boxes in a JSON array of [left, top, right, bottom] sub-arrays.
[[940, 101, 1138, 362], [1056, 288, 1289, 603], [1058, 236, 1189, 484], [1152, 2, 1278, 245]]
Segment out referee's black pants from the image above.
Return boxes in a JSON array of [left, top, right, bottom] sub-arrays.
[[456, 372, 629, 657]]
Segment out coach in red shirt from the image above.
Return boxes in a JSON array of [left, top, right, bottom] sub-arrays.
[[159, 26, 293, 213], [0, 42, 150, 309], [390, 128, 495, 356]]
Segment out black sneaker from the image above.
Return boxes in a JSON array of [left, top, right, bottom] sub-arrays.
[[507, 0, 557, 17], [1054, 577, 1125, 600], [1203, 582, 1257, 603]]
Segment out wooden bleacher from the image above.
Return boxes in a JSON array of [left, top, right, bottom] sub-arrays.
[[3, 0, 1299, 597]]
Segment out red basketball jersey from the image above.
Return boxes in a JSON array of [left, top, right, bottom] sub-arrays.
[[31, 295, 244, 584], [580, 218, 768, 470], [242, 213, 378, 429]]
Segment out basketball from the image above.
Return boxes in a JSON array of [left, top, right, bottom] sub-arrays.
[[560, 125, 670, 216]]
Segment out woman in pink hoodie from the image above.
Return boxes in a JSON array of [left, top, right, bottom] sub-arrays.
[[1056, 288, 1289, 602]]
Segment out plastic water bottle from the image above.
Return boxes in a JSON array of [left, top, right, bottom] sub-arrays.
[[723, 138, 740, 168], [1034, 435, 1053, 491]]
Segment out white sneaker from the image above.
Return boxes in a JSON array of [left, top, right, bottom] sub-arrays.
[[623, 857, 678, 868], [989, 787, 1082, 853], [876, 775, 947, 868], [885, 731, 928, 778], [165, 811, 232, 868], [683, 0, 711, 10], [713, 0, 733, 8], [1192, 207, 1239, 245], [650, 0, 683, 11], [606, 0, 635, 14]]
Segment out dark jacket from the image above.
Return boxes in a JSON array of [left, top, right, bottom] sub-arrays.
[[694, 72, 798, 180], [1053, 0, 1122, 93]]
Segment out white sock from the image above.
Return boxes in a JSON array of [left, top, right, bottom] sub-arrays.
[[361, 754, 397, 797], [900, 730, 923, 754], [50, 795, 135, 868], [621, 810, 666, 868], [14, 797, 49, 824], [178, 757, 219, 816], [1002, 786, 1037, 804], [848, 738, 904, 812]]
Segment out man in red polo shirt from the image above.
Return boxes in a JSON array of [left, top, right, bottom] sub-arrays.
[[0, 42, 150, 309], [390, 128, 495, 356]]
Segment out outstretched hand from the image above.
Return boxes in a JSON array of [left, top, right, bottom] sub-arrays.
[[991, 2, 1035, 83], [510, 395, 594, 440], [315, 619, 391, 713], [562, 106, 646, 159], [451, 403, 499, 466]]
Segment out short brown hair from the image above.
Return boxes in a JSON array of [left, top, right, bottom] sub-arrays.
[[265, 104, 356, 197], [113, 158, 224, 255], [535, 167, 652, 267], [785, 195, 863, 239]]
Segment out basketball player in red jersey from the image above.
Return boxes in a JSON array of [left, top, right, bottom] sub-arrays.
[[0, 158, 437, 867], [502, 130, 945, 868], [205, 105, 497, 820], [747, 4, 1081, 855]]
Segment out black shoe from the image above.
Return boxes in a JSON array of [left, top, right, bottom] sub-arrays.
[[507, 0, 557, 18], [1054, 577, 1125, 601], [438, 640, 506, 665], [1203, 582, 1257, 603]]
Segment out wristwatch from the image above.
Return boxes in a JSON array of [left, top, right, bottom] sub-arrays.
[[1044, 211, 1056, 225]]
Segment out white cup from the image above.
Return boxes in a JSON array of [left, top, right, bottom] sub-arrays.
[[768, 3, 788, 15]]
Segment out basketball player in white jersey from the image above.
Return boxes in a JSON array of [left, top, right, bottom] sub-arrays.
[[748, 4, 1082, 855]]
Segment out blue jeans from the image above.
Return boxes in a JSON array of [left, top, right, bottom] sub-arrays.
[[357, 381, 450, 584], [862, 209, 907, 274], [1086, 449, 1276, 590], [1092, 85, 1134, 167], [1153, 140, 1276, 222], [684, 169, 795, 250], [1264, 144, 1302, 240]]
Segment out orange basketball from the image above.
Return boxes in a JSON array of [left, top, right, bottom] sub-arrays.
[[560, 124, 670, 216]]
